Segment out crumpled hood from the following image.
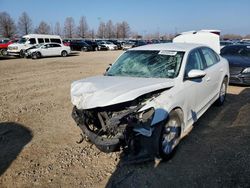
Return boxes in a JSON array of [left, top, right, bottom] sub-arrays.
[[71, 75, 175, 109]]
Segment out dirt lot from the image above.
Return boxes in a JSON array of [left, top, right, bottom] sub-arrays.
[[0, 51, 250, 188]]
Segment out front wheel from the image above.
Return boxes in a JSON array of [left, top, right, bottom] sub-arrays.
[[20, 50, 25, 58], [160, 110, 182, 160], [1, 49, 7, 56], [215, 77, 227, 106], [32, 52, 41, 59]]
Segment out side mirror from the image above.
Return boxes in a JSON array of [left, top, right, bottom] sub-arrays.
[[27, 41, 30, 44], [186, 69, 206, 79], [105, 64, 112, 72]]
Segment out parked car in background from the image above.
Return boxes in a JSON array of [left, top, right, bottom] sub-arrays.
[[122, 40, 147, 50], [221, 44, 250, 85], [8, 34, 62, 57], [25, 43, 71, 59], [70, 40, 93, 51], [96, 42, 109, 51], [71, 38, 229, 162], [84, 40, 98, 51], [220, 40, 234, 49], [108, 40, 122, 50], [63, 39, 72, 46], [0, 38, 13, 56], [97, 41, 117, 50]]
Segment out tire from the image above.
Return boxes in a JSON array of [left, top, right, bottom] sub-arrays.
[[215, 77, 227, 106], [81, 47, 88, 52], [31, 52, 37, 59], [61, 50, 68, 57], [20, 50, 25, 58], [1, 49, 7, 56], [32, 52, 41, 59], [160, 110, 182, 160]]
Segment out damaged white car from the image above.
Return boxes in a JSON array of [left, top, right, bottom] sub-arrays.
[[71, 37, 229, 162]]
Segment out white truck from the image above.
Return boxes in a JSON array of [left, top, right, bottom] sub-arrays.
[[7, 34, 62, 57]]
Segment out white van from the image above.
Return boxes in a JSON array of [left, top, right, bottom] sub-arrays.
[[7, 34, 62, 57]]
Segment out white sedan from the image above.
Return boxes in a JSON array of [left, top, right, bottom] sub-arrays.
[[25, 43, 71, 59], [71, 42, 229, 162], [98, 41, 117, 50]]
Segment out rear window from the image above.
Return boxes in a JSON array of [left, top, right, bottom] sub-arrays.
[[201, 48, 219, 67], [50, 38, 62, 44]]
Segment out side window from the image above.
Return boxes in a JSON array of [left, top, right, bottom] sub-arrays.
[[185, 49, 204, 74], [50, 44, 61, 48], [38, 38, 44, 43], [200, 48, 218, 67], [29, 38, 36, 44], [45, 38, 50, 43], [50, 38, 62, 44]]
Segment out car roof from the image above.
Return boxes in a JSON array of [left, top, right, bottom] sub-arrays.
[[129, 42, 205, 52]]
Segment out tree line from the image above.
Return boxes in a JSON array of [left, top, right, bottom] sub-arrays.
[[0, 11, 131, 39], [1, 11, 249, 40]]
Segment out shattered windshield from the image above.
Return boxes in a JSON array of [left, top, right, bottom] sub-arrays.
[[107, 50, 185, 78]]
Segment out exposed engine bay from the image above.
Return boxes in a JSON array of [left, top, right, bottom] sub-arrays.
[[72, 90, 166, 163]]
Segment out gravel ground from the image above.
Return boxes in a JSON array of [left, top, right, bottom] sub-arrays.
[[0, 51, 250, 188]]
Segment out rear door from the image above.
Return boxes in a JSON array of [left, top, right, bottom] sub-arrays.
[[50, 43, 61, 55], [200, 47, 222, 102]]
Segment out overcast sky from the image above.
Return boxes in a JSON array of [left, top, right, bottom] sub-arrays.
[[1, 0, 250, 35]]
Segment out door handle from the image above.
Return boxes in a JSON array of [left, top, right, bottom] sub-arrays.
[[220, 68, 223, 72]]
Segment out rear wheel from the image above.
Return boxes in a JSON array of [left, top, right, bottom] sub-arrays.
[[61, 50, 68, 57], [160, 110, 182, 159], [81, 47, 88, 52], [215, 77, 227, 106]]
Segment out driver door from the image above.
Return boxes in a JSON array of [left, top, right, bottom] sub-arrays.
[[182, 48, 209, 124]]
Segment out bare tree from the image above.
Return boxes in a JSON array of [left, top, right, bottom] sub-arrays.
[[77, 16, 88, 38], [18, 12, 32, 35], [89, 29, 95, 39], [97, 21, 106, 39], [64, 17, 75, 38], [34, 21, 51, 34], [105, 20, 115, 39], [54, 22, 61, 36], [0, 12, 16, 38], [114, 23, 121, 39], [221, 34, 242, 40], [244, 34, 250, 39], [120, 21, 130, 39]]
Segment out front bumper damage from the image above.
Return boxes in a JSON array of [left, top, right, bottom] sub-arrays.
[[72, 105, 164, 163]]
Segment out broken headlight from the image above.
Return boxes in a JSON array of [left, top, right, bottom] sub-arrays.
[[126, 107, 155, 126]]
